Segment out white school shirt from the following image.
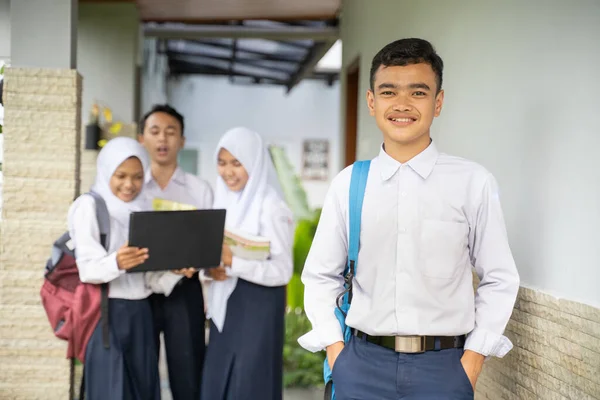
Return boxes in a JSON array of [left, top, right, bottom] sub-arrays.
[[144, 167, 214, 295], [68, 195, 151, 300], [299, 142, 520, 358], [225, 187, 294, 286]]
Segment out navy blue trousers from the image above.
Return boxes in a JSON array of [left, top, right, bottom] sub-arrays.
[[150, 275, 206, 400], [84, 298, 160, 400], [332, 336, 474, 400]]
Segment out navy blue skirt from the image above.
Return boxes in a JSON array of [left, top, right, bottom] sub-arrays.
[[84, 298, 160, 400], [201, 279, 286, 400]]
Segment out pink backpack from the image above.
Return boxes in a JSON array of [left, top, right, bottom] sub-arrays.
[[40, 192, 110, 363]]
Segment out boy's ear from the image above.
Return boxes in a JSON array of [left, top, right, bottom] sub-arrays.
[[137, 133, 144, 144]]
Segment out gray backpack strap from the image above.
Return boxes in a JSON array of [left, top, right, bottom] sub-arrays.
[[85, 191, 111, 350], [86, 191, 111, 250]]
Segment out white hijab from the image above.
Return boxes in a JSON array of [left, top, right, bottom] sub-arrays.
[[208, 127, 283, 331], [91, 137, 150, 233]]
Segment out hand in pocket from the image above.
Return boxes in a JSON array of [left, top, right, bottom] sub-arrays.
[[327, 341, 345, 371]]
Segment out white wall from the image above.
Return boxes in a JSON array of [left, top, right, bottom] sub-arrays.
[[341, 0, 600, 307], [167, 76, 340, 208], [77, 3, 139, 126]]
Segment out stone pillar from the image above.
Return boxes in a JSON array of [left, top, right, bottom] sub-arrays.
[[0, 68, 82, 399], [0, 1, 81, 398]]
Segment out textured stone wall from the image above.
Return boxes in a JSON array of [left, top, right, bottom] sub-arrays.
[[476, 285, 600, 400], [80, 149, 98, 193], [0, 68, 82, 399]]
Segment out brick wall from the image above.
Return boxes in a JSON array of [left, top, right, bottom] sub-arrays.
[[476, 285, 600, 400], [0, 68, 82, 399]]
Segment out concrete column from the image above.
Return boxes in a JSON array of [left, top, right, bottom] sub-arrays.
[[10, 0, 77, 69], [0, 0, 10, 62], [0, 1, 81, 398], [77, 2, 140, 193]]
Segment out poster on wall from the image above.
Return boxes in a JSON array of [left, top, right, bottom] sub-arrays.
[[302, 139, 329, 181]]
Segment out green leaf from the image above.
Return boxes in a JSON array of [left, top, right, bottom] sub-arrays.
[[286, 273, 304, 309], [269, 145, 313, 221], [293, 211, 320, 276], [283, 310, 326, 389]]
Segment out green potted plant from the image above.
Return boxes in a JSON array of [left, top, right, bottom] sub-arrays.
[[269, 146, 325, 397]]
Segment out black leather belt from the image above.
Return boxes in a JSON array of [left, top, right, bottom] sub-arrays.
[[353, 329, 466, 353]]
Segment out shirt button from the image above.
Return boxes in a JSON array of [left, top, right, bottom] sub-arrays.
[[400, 227, 407, 233], [401, 191, 407, 197]]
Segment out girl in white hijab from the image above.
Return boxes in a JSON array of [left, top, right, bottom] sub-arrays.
[[67, 137, 160, 400], [202, 127, 293, 400]]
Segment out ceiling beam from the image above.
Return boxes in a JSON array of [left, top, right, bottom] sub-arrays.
[[167, 51, 296, 75], [145, 24, 338, 41], [169, 59, 337, 84], [169, 61, 286, 84], [277, 40, 313, 50], [177, 40, 305, 63], [228, 21, 241, 82], [286, 39, 337, 93]]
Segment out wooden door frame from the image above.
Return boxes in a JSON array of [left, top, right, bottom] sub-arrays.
[[344, 56, 360, 167]]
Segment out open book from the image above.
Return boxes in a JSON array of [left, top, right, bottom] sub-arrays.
[[152, 198, 270, 261], [224, 227, 271, 261]]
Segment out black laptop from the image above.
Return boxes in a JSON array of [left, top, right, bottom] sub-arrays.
[[127, 209, 226, 272]]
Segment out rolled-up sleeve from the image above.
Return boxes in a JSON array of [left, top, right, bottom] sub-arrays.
[[465, 174, 520, 358]]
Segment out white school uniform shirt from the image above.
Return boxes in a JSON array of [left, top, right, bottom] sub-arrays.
[[68, 194, 152, 300], [144, 167, 214, 295], [145, 167, 214, 211], [299, 142, 520, 358], [226, 186, 294, 286]]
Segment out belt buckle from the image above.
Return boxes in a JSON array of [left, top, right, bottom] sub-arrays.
[[394, 335, 426, 353]]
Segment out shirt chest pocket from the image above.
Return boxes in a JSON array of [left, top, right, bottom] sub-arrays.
[[420, 220, 469, 279]]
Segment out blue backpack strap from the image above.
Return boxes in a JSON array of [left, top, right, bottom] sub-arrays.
[[85, 191, 111, 350], [345, 160, 371, 286], [323, 160, 371, 400]]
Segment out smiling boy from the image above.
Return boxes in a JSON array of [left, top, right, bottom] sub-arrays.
[[299, 38, 520, 399]]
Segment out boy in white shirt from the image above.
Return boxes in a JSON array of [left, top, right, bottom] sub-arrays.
[[138, 104, 213, 400], [300, 38, 519, 400]]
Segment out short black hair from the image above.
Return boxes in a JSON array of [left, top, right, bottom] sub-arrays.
[[140, 104, 185, 136], [370, 38, 444, 93]]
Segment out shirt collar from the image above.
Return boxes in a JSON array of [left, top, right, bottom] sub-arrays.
[[145, 166, 186, 186], [378, 141, 439, 181]]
